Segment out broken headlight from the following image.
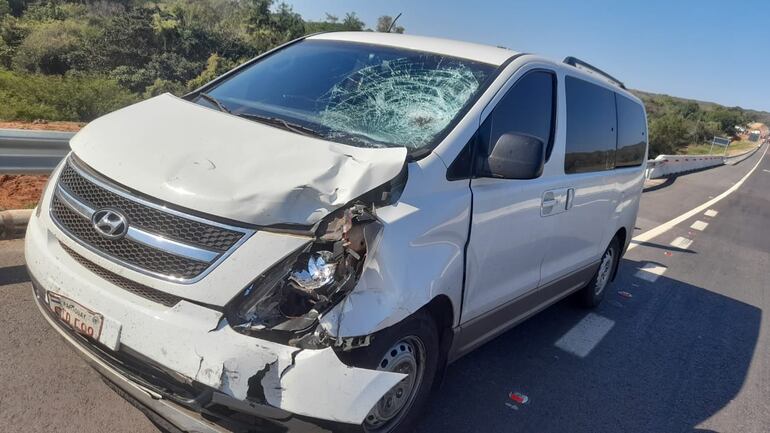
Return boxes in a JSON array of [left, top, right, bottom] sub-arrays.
[[224, 205, 378, 344]]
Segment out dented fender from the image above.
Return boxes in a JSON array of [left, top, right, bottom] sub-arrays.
[[320, 156, 471, 338]]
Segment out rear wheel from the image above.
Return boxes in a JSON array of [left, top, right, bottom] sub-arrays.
[[580, 237, 620, 308]]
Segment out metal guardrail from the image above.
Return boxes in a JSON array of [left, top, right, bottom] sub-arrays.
[[0, 129, 74, 174]]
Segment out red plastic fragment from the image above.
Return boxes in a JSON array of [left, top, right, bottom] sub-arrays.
[[508, 392, 529, 404]]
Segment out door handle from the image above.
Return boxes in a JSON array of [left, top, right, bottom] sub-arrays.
[[541, 192, 558, 216], [566, 188, 575, 210]]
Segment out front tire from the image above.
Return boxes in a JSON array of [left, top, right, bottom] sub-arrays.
[[580, 237, 620, 308], [339, 310, 440, 433]]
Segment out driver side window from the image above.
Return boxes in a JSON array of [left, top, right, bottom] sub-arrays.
[[479, 70, 557, 162]]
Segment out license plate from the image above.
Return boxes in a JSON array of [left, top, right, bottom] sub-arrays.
[[48, 292, 103, 341]]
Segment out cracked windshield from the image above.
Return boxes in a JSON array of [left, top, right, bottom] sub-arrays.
[[200, 40, 496, 150]]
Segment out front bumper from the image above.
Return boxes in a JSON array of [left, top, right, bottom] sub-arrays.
[[25, 204, 404, 430], [30, 276, 340, 433]]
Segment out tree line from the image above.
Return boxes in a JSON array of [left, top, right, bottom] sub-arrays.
[[0, 0, 403, 121]]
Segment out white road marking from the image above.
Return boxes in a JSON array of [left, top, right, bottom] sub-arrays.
[[628, 144, 768, 251], [704, 209, 719, 217], [763, 169, 770, 173], [690, 220, 708, 231], [555, 313, 615, 358], [670, 236, 694, 250], [635, 263, 667, 282]]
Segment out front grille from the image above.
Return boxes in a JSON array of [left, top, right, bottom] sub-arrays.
[[58, 164, 243, 252], [61, 242, 183, 307], [49, 157, 253, 282]]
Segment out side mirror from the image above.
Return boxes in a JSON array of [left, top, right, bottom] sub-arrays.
[[477, 132, 545, 179]]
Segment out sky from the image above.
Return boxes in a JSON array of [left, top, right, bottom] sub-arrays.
[[287, 0, 770, 112]]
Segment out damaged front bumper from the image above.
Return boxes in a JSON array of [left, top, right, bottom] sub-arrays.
[[25, 215, 405, 432]]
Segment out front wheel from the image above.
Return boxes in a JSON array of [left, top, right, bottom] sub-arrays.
[[338, 311, 440, 433], [580, 237, 620, 308]]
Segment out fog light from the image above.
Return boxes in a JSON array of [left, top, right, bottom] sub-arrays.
[[289, 251, 337, 291]]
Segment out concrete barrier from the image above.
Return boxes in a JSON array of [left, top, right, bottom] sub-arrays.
[[0, 209, 33, 240], [645, 154, 725, 179]]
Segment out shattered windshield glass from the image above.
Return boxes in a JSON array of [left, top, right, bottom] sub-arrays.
[[199, 40, 497, 150]]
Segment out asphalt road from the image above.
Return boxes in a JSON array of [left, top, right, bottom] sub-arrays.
[[1, 145, 768, 433]]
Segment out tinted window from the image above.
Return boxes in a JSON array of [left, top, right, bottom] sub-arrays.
[[615, 94, 647, 167], [564, 76, 617, 173], [479, 70, 556, 161]]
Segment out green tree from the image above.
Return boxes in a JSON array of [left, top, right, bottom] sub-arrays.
[[187, 52, 236, 90], [85, 8, 159, 72], [305, 11, 364, 33], [341, 12, 364, 30], [11, 20, 86, 75], [143, 78, 187, 98], [6, 0, 26, 17], [704, 107, 747, 136], [376, 15, 404, 33], [648, 113, 690, 156]]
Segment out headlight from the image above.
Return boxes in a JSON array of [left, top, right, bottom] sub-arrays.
[[224, 205, 378, 345], [289, 251, 337, 291]]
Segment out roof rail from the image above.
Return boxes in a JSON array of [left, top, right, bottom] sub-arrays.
[[562, 56, 626, 89]]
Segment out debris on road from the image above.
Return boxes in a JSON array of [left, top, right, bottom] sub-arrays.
[[505, 402, 519, 411], [618, 291, 633, 299], [508, 392, 529, 405]]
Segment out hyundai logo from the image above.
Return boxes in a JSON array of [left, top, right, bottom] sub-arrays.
[[91, 209, 129, 240]]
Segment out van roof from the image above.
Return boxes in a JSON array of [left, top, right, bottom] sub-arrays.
[[308, 32, 638, 102], [308, 32, 518, 66]]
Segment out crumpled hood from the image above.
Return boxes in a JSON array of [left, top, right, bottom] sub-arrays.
[[70, 94, 407, 226]]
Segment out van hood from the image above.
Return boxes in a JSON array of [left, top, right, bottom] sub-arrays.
[[69, 94, 407, 227]]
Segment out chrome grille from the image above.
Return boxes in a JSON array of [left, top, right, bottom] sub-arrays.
[[49, 157, 254, 283], [61, 243, 183, 307], [58, 164, 242, 252]]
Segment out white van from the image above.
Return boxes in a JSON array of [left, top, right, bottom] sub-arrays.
[[26, 32, 647, 433]]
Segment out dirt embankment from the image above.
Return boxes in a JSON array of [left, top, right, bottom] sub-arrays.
[[0, 120, 83, 210], [0, 120, 85, 132], [0, 175, 49, 211]]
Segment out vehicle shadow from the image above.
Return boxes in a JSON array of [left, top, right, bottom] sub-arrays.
[[416, 258, 760, 433], [0, 264, 30, 286]]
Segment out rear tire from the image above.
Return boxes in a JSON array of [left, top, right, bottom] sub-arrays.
[[338, 310, 440, 433], [580, 237, 620, 308]]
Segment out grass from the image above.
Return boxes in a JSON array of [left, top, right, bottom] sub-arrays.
[[679, 140, 759, 156]]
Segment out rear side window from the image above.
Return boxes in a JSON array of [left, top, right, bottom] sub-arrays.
[[564, 76, 617, 173], [615, 94, 647, 167], [480, 70, 556, 161]]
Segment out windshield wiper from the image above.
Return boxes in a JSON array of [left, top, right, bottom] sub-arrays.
[[198, 92, 231, 113], [238, 113, 324, 138]]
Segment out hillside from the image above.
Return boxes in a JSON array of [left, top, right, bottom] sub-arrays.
[[629, 90, 766, 157]]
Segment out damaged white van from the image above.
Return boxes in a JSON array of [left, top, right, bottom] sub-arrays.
[[26, 32, 647, 433]]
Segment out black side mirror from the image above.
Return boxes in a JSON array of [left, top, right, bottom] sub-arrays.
[[477, 132, 545, 179]]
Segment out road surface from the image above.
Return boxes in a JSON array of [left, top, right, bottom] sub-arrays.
[[0, 146, 767, 432]]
